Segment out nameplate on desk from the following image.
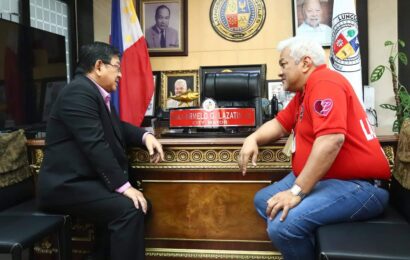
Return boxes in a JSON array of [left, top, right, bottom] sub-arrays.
[[169, 108, 255, 128]]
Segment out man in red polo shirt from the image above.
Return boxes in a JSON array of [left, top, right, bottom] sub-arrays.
[[238, 37, 390, 260]]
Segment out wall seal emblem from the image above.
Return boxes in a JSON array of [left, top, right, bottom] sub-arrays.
[[330, 12, 361, 72], [210, 0, 266, 42]]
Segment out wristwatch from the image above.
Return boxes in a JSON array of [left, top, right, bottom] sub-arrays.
[[290, 184, 306, 199]]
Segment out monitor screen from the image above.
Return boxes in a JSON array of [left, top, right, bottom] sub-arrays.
[[0, 19, 67, 132]]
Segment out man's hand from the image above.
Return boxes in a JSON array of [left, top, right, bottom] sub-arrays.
[[238, 136, 259, 176], [123, 186, 148, 214], [266, 190, 301, 221], [145, 134, 165, 163]]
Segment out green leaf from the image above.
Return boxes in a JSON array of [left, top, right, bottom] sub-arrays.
[[393, 120, 400, 133], [385, 40, 394, 46], [403, 107, 410, 117], [380, 104, 397, 111], [398, 83, 407, 90], [400, 89, 410, 100], [370, 65, 385, 82], [398, 52, 408, 65], [398, 39, 405, 47]]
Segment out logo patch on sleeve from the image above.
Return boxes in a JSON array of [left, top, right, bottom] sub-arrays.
[[314, 98, 333, 116]]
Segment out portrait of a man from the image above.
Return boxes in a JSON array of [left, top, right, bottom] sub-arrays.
[[160, 70, 199, 112], [144, 4, 180, 49], [294, 0, 333, 46], [166, 78, 193, 109]]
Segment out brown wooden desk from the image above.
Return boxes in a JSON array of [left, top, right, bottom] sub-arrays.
[[27, 136, 396, 260]]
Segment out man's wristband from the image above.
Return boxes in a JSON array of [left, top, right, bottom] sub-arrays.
[[290, 184, 306, 199]]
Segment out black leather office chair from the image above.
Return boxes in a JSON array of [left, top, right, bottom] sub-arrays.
[[202, 72, 263, 127], [315, 177, 410, 260], [0, 130, 71, 260], [315, 123, 410, 260]]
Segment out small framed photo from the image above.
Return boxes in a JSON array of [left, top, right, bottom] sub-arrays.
[[293, 0, 334, 47], [138, 0, 188, 56], [160, 70, 199, 112], [144, 71, 160, 117], [266, 80, 295, 110]]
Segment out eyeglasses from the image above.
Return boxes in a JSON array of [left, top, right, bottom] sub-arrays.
[[366, 108, 378, 127], [102, 61, 121, 73]]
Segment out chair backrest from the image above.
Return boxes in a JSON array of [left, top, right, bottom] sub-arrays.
[[202, 72, 263, 126], [0, 129, 34, 211], [391, 118, 410, 222]]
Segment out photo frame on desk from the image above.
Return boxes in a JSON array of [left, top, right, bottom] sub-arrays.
[[266, 79, 295, 110], [159, 70, 199, 113], [292, 0, 333, 47], [144, 71, 160, 117], [138, 0, 188, 56]]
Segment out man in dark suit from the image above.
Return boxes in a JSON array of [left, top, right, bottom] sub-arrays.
[[146, 5, 179, 48], [37, 42, 164, 260]]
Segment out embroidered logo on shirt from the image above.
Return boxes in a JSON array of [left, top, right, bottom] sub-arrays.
[[314, 99, 333, 116]]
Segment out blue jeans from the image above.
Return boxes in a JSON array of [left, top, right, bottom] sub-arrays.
[[254, 172, 389, 260]]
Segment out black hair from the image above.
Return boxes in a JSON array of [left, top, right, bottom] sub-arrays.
[[77, 42, 121, 73], [155, 5, 170, 19]]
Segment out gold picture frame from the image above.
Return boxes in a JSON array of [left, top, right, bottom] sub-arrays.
[[160, 70, 200, 112], [138, 0, 188, 56]]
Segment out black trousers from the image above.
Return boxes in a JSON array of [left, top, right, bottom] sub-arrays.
[[51, 195, 148, 260]]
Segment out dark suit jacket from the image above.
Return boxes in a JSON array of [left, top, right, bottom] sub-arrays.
[[37, 74, 146, 208], [146, 25, 179, 48]]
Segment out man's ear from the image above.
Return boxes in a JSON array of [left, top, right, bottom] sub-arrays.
[[94, 60, 104, 76], [301, 56, 313, 72]]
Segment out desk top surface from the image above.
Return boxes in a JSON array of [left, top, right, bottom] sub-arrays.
[[26, 135, 398, 147]]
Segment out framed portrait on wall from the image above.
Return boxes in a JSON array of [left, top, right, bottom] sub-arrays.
[[293, 0, 334, 47], [137, 0, 188, 56], [159, 70, 199, 112]]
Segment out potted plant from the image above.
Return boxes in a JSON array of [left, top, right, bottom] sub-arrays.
[[370, 39, 410, 133], [372, 41, 410, 220]]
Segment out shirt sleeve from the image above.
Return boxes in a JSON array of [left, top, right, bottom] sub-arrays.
[[115, 182, 131, 193], [142, 132, 153, 145], [307, 80, 348, 137], [275, 93, 299, 132]]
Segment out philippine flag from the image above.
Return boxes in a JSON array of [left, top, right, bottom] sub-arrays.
[[111, 0, 154, 126], [329, 0, 363, 104]]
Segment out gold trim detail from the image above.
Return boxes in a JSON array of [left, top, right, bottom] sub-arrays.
[[146, 248, 282, 259], [382, 145, 395, 169], [145, 237, 272, 243], [142, 180, 273, 183], [32, 148, 44, 166], [71, 222, 95, 242], [160, 70, 200, 111], [129, 146, 290, 172]]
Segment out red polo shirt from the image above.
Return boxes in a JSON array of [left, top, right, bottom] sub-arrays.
[[276, 65, 390, 180]]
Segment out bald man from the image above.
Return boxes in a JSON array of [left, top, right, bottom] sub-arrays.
[[296, 0, 332, 46], [166, 79, 193, 109]]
